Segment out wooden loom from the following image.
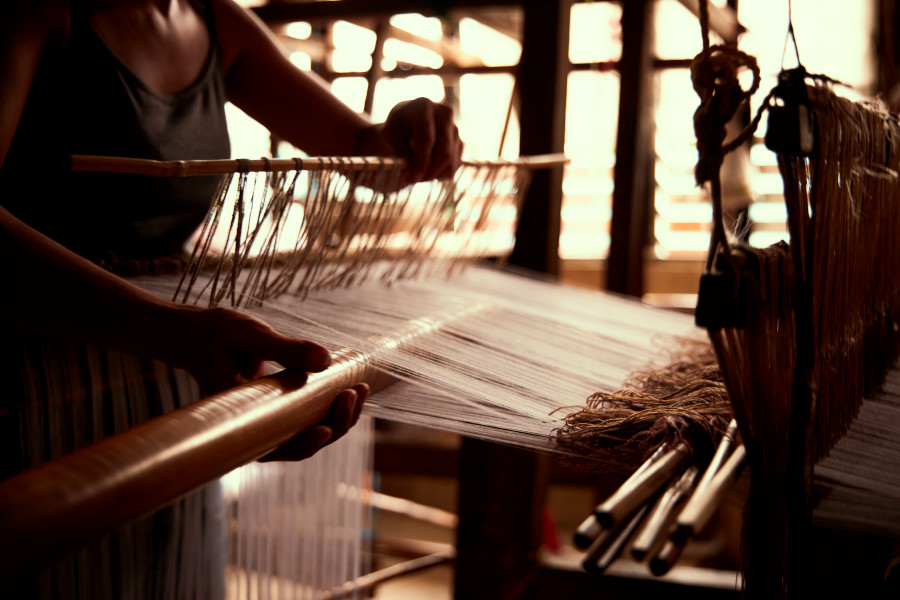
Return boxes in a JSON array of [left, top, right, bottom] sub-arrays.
[[10, 65, 894, 600], [0, 152, 723, 598]]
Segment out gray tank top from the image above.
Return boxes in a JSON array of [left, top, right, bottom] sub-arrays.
[[1, 1, 231, 261]]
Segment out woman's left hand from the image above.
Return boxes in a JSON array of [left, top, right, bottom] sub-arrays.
[[367, 97, 464, 184], [258, 383, 369, 461]]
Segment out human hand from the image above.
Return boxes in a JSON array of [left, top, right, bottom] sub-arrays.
[[166, 306, 333, 395], [164, 306, 370, 461], [258, 382, 369, 461], [377, 97, 463, 183]]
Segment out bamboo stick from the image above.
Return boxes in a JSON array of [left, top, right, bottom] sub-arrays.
[[630, 465, 700, 561], [674, 444, 746, 542], [66, 154, 569, 177], [594, 444, 690, 528], [67, 155, 404, 177]]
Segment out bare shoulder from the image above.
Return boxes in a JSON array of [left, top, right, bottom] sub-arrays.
[[209, 0, 282, 71], [1, 0, 70, 56]]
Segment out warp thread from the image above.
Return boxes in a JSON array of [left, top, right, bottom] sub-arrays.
[[554, 339, 731, 473]]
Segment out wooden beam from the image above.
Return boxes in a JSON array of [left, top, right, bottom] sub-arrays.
[[674, 0, 744, 44], [364, 19, 388, 114], [508, 0, 569, 275], [455, 3, 568, 598], [254, 0, 523, 25], [607, 0, 654, 297]]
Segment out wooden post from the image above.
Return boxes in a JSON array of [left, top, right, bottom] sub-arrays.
[[455, 2, 568, 598], [364, 19, 387, 115], [607, 0, 654, 297], [508, 0, 569, 276]]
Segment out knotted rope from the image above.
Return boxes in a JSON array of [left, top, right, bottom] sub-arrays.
[[691, 2, 763, 273]]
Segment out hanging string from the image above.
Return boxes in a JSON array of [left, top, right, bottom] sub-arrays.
[[781, 0, 802, 70], [691, 0, 761, 273]]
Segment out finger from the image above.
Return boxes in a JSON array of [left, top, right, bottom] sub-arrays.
[[350, 383, 369, 426], [265, 336, 332, 373], [432, 124, 463, 180], [227, 313, 332, 374], [239, 360, 266, 381], [406, 105, 437, 183], [258, 426, 332, 462], [329, 388, 358, 439]]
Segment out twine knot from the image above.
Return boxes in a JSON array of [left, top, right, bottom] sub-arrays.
[[691, 45, 760, 186]]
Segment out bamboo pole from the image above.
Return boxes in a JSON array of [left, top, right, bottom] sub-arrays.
[[67, 155, 404, 177], [0, 349, 396, 580], [66, 154, 568, 177]]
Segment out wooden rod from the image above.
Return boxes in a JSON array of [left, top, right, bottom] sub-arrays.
[[66, 154, 569, 177], [0, 305, 478, 579], [67, 155, 405, 177], [0, 352, 394, 580], [325, 547, 455, 600]]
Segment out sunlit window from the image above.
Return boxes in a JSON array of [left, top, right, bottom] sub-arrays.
[[568, 2, 622, 64], [228, 0, 877, 275], [561, 70, 619, 260], [459, 18, 521, 66], [459, 73, 518, 159], [650, 0, 876, 262], [390, 13, 443, 42]]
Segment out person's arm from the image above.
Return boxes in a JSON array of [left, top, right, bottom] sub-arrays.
[[0, 2, 366, 457], [0, 204, 368, 454], [0, 2, 66, 168], [212, 0, 463, 182]]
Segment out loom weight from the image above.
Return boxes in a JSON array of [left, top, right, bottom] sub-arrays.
[[695, 250, 758, 330], [578, 445, 690, 573], [673, 444, 746, 544], [642, 422, 737, 574], [764, 67, 816, 157], [594, 444, 690, 528]]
